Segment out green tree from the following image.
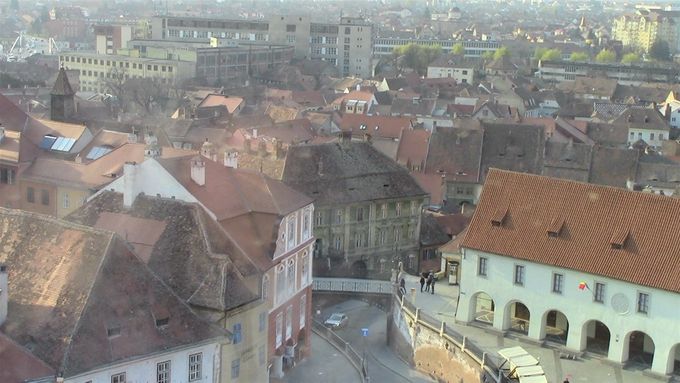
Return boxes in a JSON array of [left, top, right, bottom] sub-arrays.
[[540, 49, 562, 61], [570, 52, 589, 61], [452, 43, 465, 55], [649, 40, 670, 61], [595, 49, 616, 63], [493, 46, 510, 60], [482, 51, 495, 60], [533, 47, 547, 60], [621, 52, 641, 63], [393, 43, 442, 75]]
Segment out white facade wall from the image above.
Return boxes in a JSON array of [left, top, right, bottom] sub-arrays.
[[456, 248, 680, 375], [627, 128, 668, 148], [426, 66, 473, 84], [66, 342, 222, 383]]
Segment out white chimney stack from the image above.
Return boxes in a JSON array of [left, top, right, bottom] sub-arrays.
[[224, 151, 238, 168], [252, 128, 258, 138], [0, 127, 5, 144], [123, 161, 139, 208], [191, 156, 206, 186], [0, 265, 8, 327]]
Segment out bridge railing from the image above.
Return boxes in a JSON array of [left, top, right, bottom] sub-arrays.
[[312, 277, 394, 294], [395, 294, 508, 383], [312, 319, 369, 382]]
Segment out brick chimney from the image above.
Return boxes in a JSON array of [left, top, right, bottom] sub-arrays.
[[191, 156, 206, 186], [0, 265, 8, 326]]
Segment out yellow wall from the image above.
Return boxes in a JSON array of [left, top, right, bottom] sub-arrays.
[[56, 186, 91, 218], [220, 300, 270, 383]]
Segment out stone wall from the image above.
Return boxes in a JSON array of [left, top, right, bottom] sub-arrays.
[[388, 298, 486, 383]]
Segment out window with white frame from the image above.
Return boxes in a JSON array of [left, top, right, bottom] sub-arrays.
[[315, 210, 324, 226], [410, 200, 417, 215], [514, 265, 525, 286], [262, 274, 269, 301], [287, 258, 296, 294], [189, 353, 202, 381], [303, 209, 311, 240], [300, 295, 306, 328], [231, 358, 240, 378], [478, 257, 487, 276], [301, 252, 310, 285], [396, 202, 401, 216], [285, 305, 293, 339], [335, 209, 343, 224], [394, 227, 401, 242], [287, 216, 296, 249], [594, 283, 605, 303], [259, 311, 266, 332], [381, 204, 387, 219], [552, 273, 564, 294], [63, 192, 70, 209], [156, 361, 170, 383], [232, 323, 242, 344], [275, 312, 283, 347], [111, 373, 126, 383], [334, 235, 342, 250], [276, 264, 285, 303], [637, 292, 650, 314]]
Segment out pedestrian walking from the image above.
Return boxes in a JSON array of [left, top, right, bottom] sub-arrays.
[[419, 275, 425, 292], [429, 272, 435, 294], [425, 273, 431, 292], [399, 277, 406, 296]]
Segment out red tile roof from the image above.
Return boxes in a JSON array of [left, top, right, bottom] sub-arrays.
[[396, 128, 430, 168], [463, 169, 680, 293], [340, 114, 413, 139], [0, 333, 55, 382], [197, 94, 244, 114]]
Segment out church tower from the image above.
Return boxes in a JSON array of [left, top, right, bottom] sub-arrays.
[[50, 67, 76, 122]]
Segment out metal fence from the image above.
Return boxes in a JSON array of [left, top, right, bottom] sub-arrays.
[[394, 295, 507, 383], [312, 319, 370, 383], [313, 277, 394, 294]]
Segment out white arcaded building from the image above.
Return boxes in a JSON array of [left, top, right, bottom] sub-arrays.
[[456, 169, 680, 377]]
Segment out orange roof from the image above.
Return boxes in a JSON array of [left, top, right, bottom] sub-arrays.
[[340, 114, 413, 139], [463, 169, 680, 293], [197, 94, 244, 114], [396, 128, 430, 167], [331, 90, 375, 105], [0, 129, 21, 163]]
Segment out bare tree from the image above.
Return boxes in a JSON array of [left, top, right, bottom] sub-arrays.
[[100, 67, 129, 113]]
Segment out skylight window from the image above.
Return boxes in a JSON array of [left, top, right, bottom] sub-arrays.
[[86, 146, 113, 160]]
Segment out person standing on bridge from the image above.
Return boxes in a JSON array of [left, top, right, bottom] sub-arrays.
[[424, 272, 431, 292], [419, 275, 425, 292]]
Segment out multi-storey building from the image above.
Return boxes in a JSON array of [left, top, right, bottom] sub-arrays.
[[150, 15, 374, 78], [97, 141, 314, 380], [612, 9, 680, 53], [458, 169, 680, 377], [59, 52, 195, 92], [536, 59, 680, 84], [373, 36, 499, 58], [282, 138, 428, 278], [94, 24, 132, 55]]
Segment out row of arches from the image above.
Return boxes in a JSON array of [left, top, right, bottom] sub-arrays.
[[469, 292, 680, 375]]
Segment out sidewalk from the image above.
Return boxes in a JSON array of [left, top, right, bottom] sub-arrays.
[[277, 333, 362, 383], [400, 273, 668, 383]]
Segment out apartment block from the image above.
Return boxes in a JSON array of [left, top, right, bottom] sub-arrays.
[[536, 59, 680, 84], [612, 9, 680, 53], [151, 15, 374, 78], [373, 36, 499, 58]]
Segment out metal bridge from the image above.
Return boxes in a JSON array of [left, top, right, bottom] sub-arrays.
[[312, 277, 394, 295]]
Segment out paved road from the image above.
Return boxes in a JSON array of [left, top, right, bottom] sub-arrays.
[[278, 333, 362, 383], [321, 300, 436, 383]]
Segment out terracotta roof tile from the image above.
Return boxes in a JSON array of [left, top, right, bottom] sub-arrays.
[[462, 169, 680, 293], [396, 128, 430, 168], [340, 114, 413, 139]]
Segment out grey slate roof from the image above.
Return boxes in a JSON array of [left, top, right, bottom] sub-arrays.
[[50, 67, 75, 96], [282, 141, 427, 205], [480, 122, 545, 180]]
